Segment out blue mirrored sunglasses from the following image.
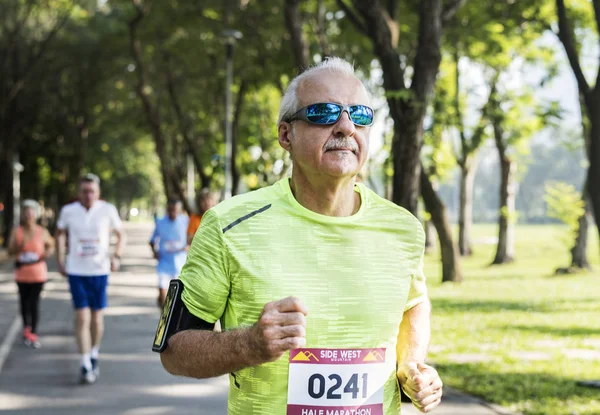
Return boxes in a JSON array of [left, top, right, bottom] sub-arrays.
[[286, 103, 374, 127]]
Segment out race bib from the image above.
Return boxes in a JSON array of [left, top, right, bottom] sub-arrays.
[[287, 348, 387, 415], [163, 240, 183, 253], [17, 252, 40, 264], [77, 239, 100, 257]]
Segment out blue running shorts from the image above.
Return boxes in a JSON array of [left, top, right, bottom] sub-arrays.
[[67, 275, 108, 310]]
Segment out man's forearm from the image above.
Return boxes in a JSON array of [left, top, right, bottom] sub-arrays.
[[114, 229, 125, 257], [397, 300, 431, 364], [160, 327, 261, 379], [56, 233, 66, 265]]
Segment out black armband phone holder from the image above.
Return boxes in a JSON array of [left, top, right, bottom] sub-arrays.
[[152, 279, 216, 353]]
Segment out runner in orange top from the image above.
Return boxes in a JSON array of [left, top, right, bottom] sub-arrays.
[[186, 189, 217, 244], [7, 200, 54, 348]]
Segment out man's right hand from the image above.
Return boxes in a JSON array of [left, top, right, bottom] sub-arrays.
[[249, 296, 308, 364], [153, 251, 160, 260], [58, 262, 67, 277]]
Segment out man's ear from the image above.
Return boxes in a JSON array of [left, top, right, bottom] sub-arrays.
[[278, 122, 293, 152]]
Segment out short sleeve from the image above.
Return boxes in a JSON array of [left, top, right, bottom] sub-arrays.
[[56, 207, 68, 230], [404, 252, 428, 311], [109, 204, 122, 229], [180, 209, 230, 323]]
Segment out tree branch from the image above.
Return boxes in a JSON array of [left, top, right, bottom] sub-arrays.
[[129, 0, 174, 199], [312, 0, 331, 58], [489, 83, 507, 157], [453, 50, 467, 161], [162, 49, 210, 189], [351, 0, 405, 94], [469, 77, 497, 153], [555, 0, 590, 98], [1, 6, 72, 115], [128, 0, 158, 129], [442, 0, 467, 26], [284, 0, 310, 72], [387, 0, 398, 18], [593, 0, 600, 51], [14, 0, 36, 38], [336, 0, 368, 36]]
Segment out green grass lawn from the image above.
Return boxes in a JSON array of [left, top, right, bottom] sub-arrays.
[[423, 224, 600, 415]]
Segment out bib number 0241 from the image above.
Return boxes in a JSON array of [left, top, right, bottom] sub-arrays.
[[308, 373, 368, 400], [287, 348, 388, 415]]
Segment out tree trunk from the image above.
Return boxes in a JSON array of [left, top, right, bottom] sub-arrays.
[[570, 191, 591, 269], [555, 0, 600, 265], [587, 113, 600, 257], [346, 0, 449, 215], [458, 159, 476, 256], [391, 109, 423, 214], [420, 168, 463, 282], [424, 219, 437, 254], [492, 154, 517, 264], [583, 118, 600, 263], [424, 178, 439, 254], [569, 94, 591, 270]]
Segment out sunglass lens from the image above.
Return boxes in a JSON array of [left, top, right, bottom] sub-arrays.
[[349, 105, 374, 126], [305, 103, 342, 124]]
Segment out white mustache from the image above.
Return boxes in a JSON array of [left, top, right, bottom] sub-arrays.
[[324, 138, 358, 153]]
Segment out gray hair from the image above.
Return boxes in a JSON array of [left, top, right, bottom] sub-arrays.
[[277, 57, 366, 126], [22, 199, 40, 218], [80, 173, 100, 186]]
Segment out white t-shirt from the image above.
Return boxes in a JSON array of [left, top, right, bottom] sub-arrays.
[[57, 200, 122, 276]]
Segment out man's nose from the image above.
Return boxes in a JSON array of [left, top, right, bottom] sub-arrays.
[[332, 111, 356, 137]]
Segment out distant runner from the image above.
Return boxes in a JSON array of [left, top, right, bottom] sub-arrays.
[[149, 199, 189, 308], [8, 200, 54, 348], [56, 173, 125, 385]]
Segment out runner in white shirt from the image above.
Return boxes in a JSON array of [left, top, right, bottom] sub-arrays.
[[56, 173, 126, 385]]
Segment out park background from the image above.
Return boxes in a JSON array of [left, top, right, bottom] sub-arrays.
[[0, 1, 599, 414]]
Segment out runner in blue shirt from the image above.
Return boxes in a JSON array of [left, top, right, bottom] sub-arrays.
[[149, 200, 189, 308]]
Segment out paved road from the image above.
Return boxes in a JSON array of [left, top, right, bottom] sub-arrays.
[[0, 222, 515, 415]]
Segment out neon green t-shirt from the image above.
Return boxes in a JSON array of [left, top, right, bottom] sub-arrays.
[[180, 178, 427, 415]]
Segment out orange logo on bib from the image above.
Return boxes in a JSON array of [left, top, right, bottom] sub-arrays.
[[292, 351, 320, 362], [362, 350, 384, 362]]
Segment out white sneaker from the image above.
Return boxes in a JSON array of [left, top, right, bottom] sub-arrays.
[[79, 366, 97, 385], [91, 358, 99, 378]]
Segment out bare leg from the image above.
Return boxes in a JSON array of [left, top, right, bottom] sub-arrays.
[[90, 309, 104, 348], [75, 308, 91, 354], [158, 288, 168, 308]]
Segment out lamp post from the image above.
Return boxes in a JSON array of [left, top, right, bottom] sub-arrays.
[[221, 29, 242, 201]]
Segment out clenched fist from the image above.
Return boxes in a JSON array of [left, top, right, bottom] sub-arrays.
[[248, 296, 308, 363], [398, 362, 443, 413]]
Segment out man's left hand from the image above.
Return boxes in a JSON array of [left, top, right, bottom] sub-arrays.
[[398, 362, 443, 413]]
